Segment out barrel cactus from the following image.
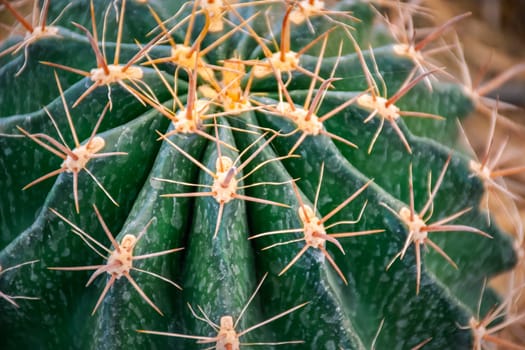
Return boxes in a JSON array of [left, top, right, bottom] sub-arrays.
[[0, 0, 520, 349]]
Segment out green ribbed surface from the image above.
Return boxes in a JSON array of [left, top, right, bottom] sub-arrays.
[[0, 1, 516, 349]]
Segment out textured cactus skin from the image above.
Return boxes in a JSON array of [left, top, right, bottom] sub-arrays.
[[0, 1, 517, 349]]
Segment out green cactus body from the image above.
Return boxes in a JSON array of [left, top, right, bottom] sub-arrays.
[[0, 0, 518, 349]]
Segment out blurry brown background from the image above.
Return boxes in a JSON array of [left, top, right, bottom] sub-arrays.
[[0, 1, 31, 37], [429, 0, 525, 346]]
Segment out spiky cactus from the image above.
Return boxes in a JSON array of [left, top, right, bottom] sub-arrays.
[[0, 0, 521, 349]]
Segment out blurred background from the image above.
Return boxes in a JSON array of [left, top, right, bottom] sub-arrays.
[[422, 0, 525, 345], [355, 0, 525, 344]]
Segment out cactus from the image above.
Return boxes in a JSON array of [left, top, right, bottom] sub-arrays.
[[0, 0, 520, 349]]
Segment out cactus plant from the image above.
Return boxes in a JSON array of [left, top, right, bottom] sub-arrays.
[[0, 0, 521, 349]]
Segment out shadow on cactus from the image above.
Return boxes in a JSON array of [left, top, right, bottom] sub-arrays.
[[0, 0, 521, 349]]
